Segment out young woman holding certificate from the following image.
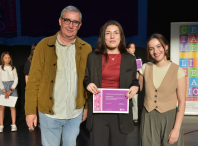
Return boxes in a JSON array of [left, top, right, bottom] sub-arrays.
[[83, 20, 139, 146], [138, 34, 186, 146]]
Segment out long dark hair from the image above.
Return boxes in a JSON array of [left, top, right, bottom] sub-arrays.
[[27, 43, 37, 62], [0, 52, 14, 70], [146, 33, 170, 61], [95, 20, 126, 69]]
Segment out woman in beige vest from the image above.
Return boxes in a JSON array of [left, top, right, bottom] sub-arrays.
[[139, 33, 186, 146]]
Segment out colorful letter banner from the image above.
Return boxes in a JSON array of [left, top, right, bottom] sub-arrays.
[[171, 22, 198, 115]]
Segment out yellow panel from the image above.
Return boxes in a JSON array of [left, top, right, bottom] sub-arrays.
[[180, 52, 198, 58]]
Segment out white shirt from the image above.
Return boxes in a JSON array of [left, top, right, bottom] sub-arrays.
[[0, 65, 18, 89]]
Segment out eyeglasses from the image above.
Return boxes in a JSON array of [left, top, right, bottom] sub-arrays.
[[61, 18, 81, 27]]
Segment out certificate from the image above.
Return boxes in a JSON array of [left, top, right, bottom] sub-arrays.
[[136, 59, 142, 70], [0, 95, 18, 107], [93, 88, 129, 113]]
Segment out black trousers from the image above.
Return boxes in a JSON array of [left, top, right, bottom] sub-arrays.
[[91, 113, 127, 146]]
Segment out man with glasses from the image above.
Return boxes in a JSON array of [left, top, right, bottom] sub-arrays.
[[25, 6, 92, 146]]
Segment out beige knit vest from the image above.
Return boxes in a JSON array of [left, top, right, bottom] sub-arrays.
[[144, 62, 179, 113]]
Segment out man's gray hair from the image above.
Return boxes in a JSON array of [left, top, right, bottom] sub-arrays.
[[60, 6, 82, 22]]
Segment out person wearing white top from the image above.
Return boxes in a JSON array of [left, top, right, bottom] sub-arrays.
[[0, 52, 18, 132]]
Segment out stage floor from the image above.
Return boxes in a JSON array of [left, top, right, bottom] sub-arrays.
[[0, 115, 197, 146]]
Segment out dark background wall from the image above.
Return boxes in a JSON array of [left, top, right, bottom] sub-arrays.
[[1, 0, 147, 47], [147, 0, 198, 43], [1, 0, 198, 116]]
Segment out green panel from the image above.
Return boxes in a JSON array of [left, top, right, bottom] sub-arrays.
[[189, 44, 198, 52], [188, 68, 198, 78], [180, 25, 189, 34]]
